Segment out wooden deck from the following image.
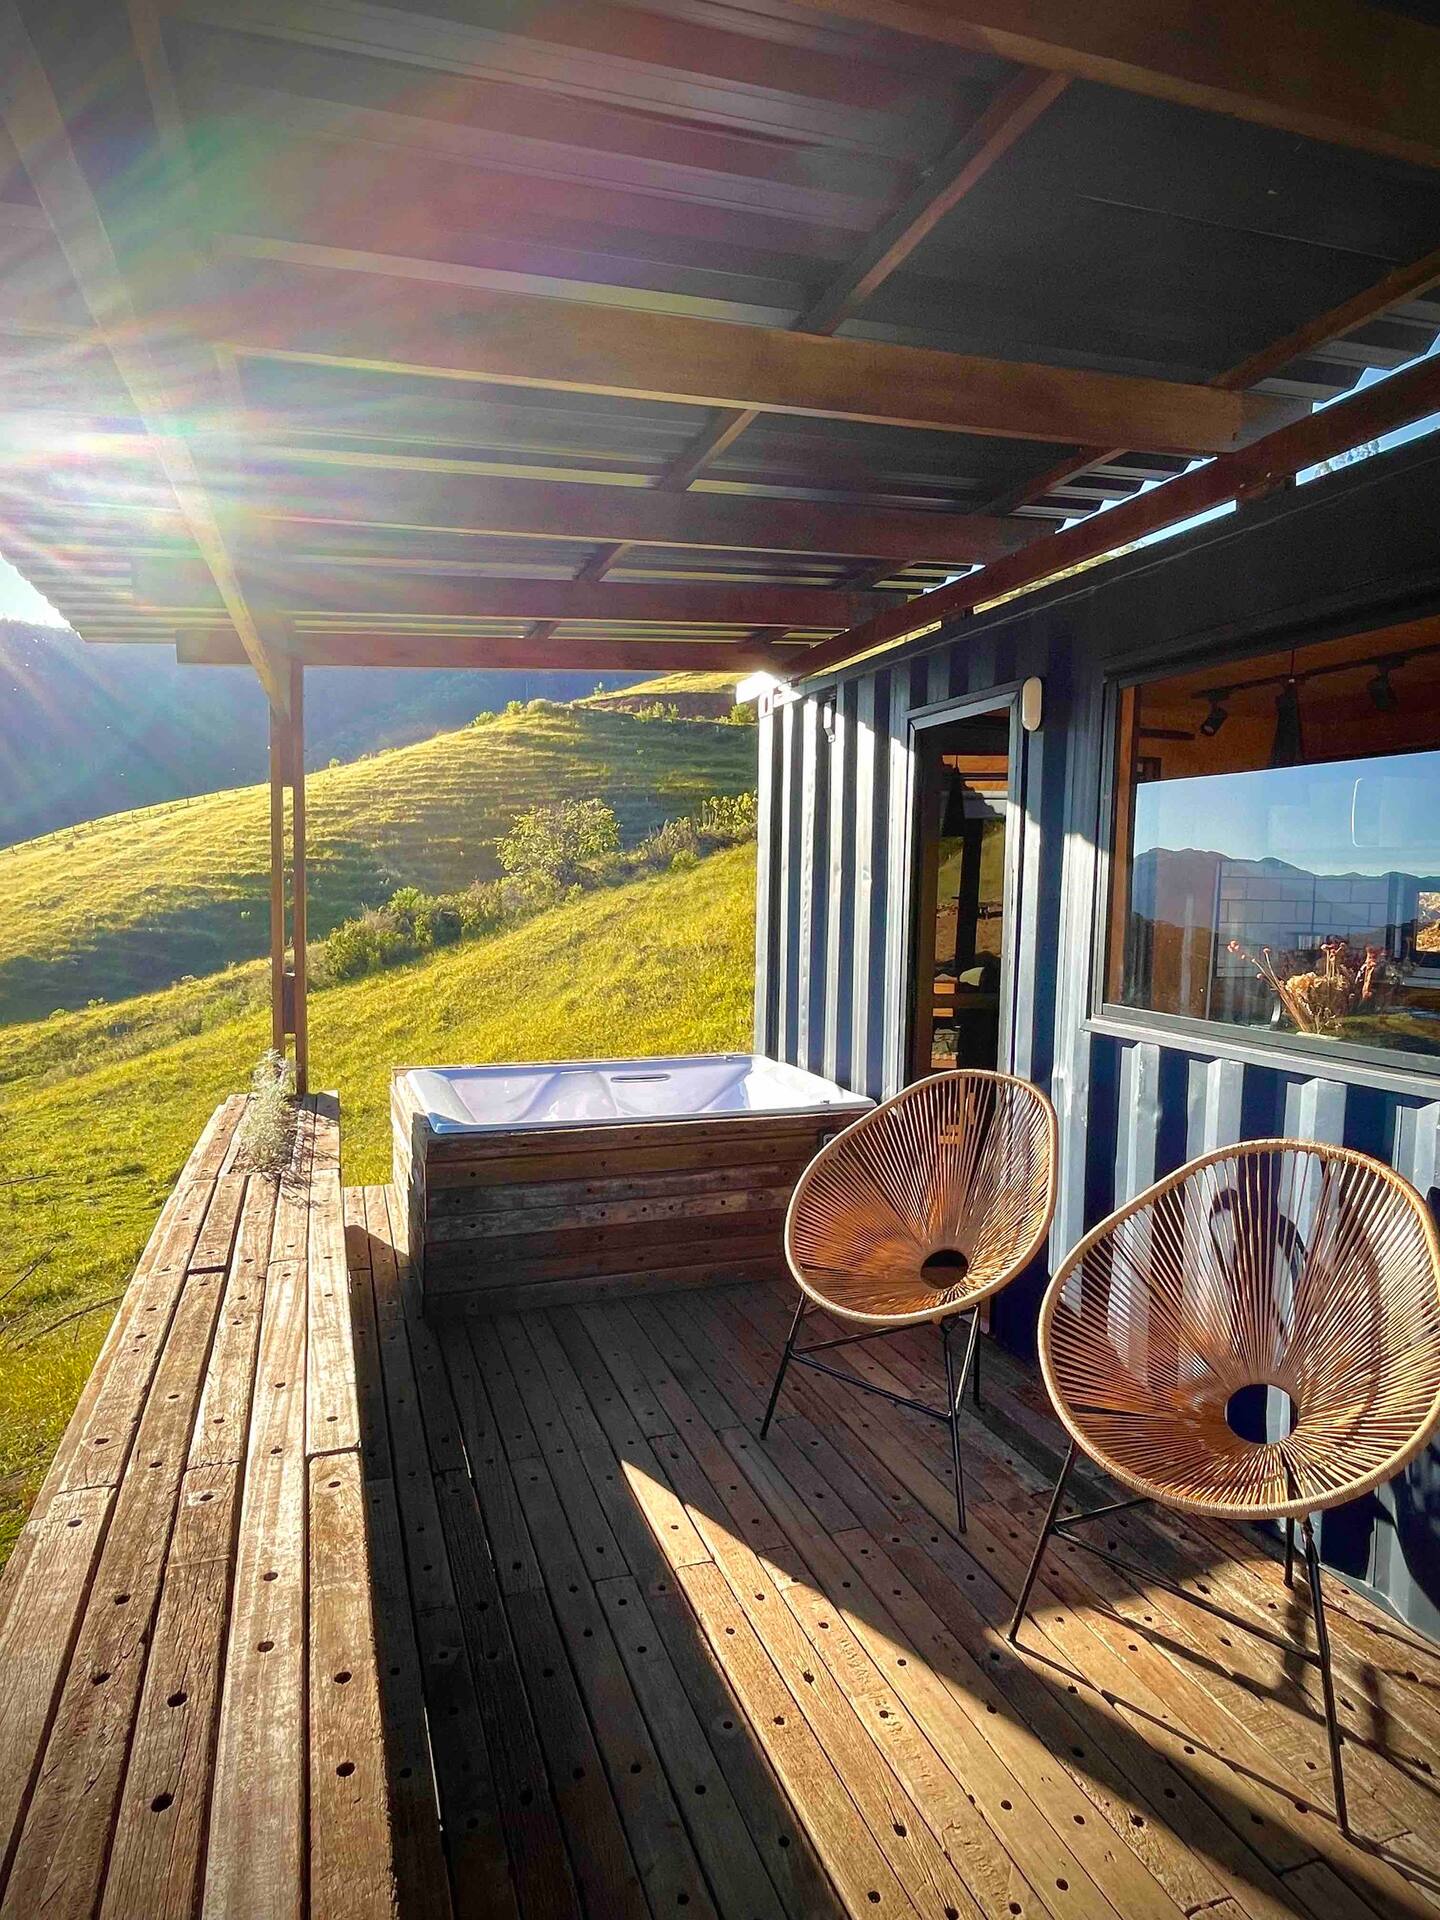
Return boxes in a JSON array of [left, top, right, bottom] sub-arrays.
[[3, 1103, 1440, 1918]]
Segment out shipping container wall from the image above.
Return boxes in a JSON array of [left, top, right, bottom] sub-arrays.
[[755, 434, 1440, 1635]]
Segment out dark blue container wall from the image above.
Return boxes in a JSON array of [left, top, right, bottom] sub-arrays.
[[754, 434, 1440, 1637]]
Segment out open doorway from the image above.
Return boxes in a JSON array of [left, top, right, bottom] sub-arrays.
[[909, 706, 1015, 1079]]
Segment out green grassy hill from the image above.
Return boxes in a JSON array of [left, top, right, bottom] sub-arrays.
[[0, 704, 754, 1023], [0, 841, 756, 1559], [582, 671, 744, 718]]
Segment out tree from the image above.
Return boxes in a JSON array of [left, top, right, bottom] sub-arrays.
[[496, 798, 621, 889]]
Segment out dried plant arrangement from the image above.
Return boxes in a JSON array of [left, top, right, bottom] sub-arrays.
[[236, 1048, 297, 1174], [1228, 937, 1399, 1035]]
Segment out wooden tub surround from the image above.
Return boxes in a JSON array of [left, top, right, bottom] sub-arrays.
[[393, 1059, 870, 1313], [3, 1100, 1440, 1918]]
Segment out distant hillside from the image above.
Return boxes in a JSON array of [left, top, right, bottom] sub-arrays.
[[0, 621, 637, 845], [0, 840, 757, 1556], [0, 703, 756, 1023], [583, 671, 744, 719]]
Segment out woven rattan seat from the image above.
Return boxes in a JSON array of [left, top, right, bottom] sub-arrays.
[[1042, 1139, 1440, 1519], [1011, 1138, 1440, 1836], [785, 1068, 1058, 1326], [761, 1070, 1057, 1532]]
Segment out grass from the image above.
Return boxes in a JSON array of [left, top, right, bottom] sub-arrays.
[[0, 840, 756, 1562], [0, 704, 754, 1023], [581, 671, 742, 700]]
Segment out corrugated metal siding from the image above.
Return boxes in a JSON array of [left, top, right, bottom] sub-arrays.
[[754, 433, 1440, 1636]]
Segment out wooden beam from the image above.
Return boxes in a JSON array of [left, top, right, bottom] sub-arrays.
[[135, 559, 900, 631], [0, 2, 290, 714], [568, 68, 1067, 636], [798, 70, 1068, 334], [796, 345, 1440, 679], [1215, 244, 1440, 396], [177, 631, 782, 673], [785, 0, 1440, 170], [985, 239, 1440, 518], [213, 258, 1291, 456], [231, 469, 1029, 566]]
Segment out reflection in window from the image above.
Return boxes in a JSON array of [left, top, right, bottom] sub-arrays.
[[1107, 625, 1440, 1064]]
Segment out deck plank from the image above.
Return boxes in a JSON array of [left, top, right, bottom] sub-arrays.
[[188, 1176, 276, 1471], [0, 1485, 113, 1884], [6, 1129, 1440, 1920], [307, 1160, 361, 1459], [3, 1262, 230, 1919], [201, 1281, 309, 1919], [101, 1462, 241, 1920], [364, 1189, 518, 1920], [308, 1451, 398, 1920], [202, 1108, 314, 1920]]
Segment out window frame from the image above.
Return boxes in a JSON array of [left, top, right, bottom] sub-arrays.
[[1089, 646, 1440, 1089]]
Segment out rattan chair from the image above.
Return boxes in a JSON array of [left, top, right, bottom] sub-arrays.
[[1009, 1139, 1440, 1836], [761, 1069, 1057, 1533]]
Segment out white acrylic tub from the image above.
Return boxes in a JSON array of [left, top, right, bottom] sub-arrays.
[[402, 1054, 870, 1134]]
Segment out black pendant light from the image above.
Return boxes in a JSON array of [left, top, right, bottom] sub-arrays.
[[1265, 646, 1306, 769], [1269, 674, 1305, 768]]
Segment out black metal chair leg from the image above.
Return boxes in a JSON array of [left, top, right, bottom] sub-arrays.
[[972, 1320, 982, 1409], [941, 1311, 983, 1535], [1284, 1516, 1296, 1590], [1008, 1439, 1077, 1643], [1301, 1516, 1349, 1837], [760, 1296, 807, 1437]]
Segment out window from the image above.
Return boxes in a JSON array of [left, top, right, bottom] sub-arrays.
[[1105, 623, 1440, 1068]]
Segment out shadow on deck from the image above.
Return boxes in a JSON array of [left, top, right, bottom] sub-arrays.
[[2, 1099, 1439, 1919]]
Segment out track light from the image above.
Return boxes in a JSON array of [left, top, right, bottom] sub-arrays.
[[1367, 657, 1402, 712], [1199, 690, 1230, 737]]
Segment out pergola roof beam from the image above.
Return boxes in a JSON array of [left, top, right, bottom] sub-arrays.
[[212, 258, 1295, 458], [177, 631, 784, 673], [986, 239, 1440, 519], [786, 0, 1440, 171], [145, 466, 1025, 566], [133, 558, 900, 631], [800, 344, 1440, 679]]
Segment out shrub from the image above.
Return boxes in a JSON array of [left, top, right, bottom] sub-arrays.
[[414, 900, 462, 948], [385, 886, 429, 935], [699, 790, 758, 840], [725, 702, 756, 726], [497, 797, 621, 889], [669, 848, 699, 872], [324, 908, 412, 981], [455, 879, 509, 939], [641, 817, 700, 864]]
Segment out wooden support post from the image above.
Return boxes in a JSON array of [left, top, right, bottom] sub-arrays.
[[266, 664, 309, 1094], [268, 698, 287, 1061], [290, 662, 308, 1097]]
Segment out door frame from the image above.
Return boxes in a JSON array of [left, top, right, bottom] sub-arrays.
[[897, 683, 1028, 1087]]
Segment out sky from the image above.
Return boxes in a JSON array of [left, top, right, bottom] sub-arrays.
[[1133, 750, 1440, 877], [0, 555, 63, 625]]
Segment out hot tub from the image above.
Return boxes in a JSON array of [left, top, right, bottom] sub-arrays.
[[392, 1054, 871, 1311]]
